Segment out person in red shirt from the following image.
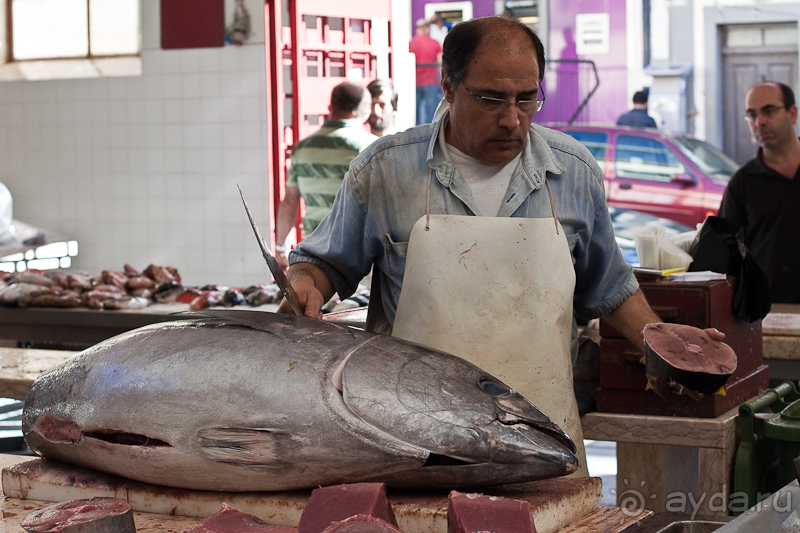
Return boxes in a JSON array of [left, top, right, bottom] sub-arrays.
[[408, 19, 443, 125]]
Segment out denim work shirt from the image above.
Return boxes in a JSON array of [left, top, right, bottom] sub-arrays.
[[290, 112, 638, 325]]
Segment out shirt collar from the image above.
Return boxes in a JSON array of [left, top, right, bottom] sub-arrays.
[[322, 118, 363, 128], [422, 111, 567, 216], [426, 110, 565, 185]]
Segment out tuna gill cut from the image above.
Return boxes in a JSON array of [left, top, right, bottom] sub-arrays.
[[22, 310, 577, 491]]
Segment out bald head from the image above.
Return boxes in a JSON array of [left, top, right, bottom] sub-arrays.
[[330, 82, 372, 121], [744, 81, 799, 152], [441, 17, 545, 88], [748, 81, 796, 109]]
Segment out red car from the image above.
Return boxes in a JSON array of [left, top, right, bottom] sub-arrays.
[[545, 124, 739, 227]]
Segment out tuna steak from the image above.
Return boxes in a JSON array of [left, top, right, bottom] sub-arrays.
[[643, 323, 737, 396], [22, 310, 577, 491], [20, 497, 135, 533]]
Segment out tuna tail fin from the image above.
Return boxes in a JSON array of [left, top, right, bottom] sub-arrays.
[[175, 309, 354, 341]]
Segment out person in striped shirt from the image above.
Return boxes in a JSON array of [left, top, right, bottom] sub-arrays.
[[275, 82, 376, 269]]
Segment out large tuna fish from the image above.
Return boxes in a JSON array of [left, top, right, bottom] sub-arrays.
[[22, 310, 577, 492]]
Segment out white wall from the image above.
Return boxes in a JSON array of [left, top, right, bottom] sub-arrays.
[[626, 0, 650, 102], [0, 0, 414, 287], [0, 0, 277, 287]]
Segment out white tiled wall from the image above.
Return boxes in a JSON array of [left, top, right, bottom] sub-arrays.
[[0, 1, 274, 287]]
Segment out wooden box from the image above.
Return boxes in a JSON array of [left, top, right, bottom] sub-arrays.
[[596, 277, 768, 417]]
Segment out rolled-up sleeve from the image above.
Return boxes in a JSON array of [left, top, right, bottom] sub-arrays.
[[288, 166, 375, 300], [570, 166, 638, 319]]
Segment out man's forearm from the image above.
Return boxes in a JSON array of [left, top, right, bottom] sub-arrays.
[[601, 289, 661, 353], [275, 186, 301, 247]]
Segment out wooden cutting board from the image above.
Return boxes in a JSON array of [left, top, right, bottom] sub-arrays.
[[1, 457, 601, 533]]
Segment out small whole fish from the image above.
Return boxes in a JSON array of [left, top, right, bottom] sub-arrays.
[[9, 272, 54, 287], [22, 310, 577, 492], [0, 282, 46, 306], [102, 295, 150, 310]]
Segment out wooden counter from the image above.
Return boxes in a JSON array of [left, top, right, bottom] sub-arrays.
[[0, 454, 642, 533], [762, 304, 800, 381], [0, 454, 202, 532], [581, 408, 738, 517], [0, 305, 795, 526], [0, 303, 280, 350]]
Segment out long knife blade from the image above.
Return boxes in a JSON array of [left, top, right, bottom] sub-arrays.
[[237, 185, 304, 316]]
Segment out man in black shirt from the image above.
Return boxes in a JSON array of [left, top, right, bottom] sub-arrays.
[[719, 81, 800, 304], [617, 90, 658, 128]]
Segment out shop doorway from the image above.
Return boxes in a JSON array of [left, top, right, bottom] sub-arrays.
[[721, 23, 798, 165]]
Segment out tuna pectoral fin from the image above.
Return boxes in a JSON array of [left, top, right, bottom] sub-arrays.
[[197, 427, 293, 467]]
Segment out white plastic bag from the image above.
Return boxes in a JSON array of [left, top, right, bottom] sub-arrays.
[[633, 223, 693, 270]]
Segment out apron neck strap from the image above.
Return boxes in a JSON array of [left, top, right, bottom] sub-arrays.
[[425, 169, 559, 235], [426, 169, 432, 231], [544, 178, 559, 235]]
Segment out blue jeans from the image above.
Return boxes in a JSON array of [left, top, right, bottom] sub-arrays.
[[416, 84, 442, 125]]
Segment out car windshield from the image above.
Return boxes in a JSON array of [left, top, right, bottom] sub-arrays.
[[608, 206, 691, 247], [671, 137, 739, 183]]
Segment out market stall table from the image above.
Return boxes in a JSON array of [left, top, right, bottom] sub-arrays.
[[581, 407, 738, 517], [761, 304, 800, 382], [0, 454, 635, 533], [0, 303, 281, 350]]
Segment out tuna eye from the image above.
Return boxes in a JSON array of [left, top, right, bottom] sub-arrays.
[[479, 378, 513, 396]]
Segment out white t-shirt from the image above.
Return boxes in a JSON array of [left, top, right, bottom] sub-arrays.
[[438, 119, 522, 216]]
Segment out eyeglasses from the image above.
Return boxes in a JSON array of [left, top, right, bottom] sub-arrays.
[[744, 105, 788, 122], [454, 74, 545, 114]]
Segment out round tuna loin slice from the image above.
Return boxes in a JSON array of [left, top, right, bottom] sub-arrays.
[[643, 323, 737, 396], [21, 497, 135, 533]]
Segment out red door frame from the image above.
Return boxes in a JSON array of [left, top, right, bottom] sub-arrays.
[[264, 0, 393, 251]]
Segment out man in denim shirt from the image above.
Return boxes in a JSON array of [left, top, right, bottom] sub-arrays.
[[278, 17, 697, 476], [282, 18, 661, 346]]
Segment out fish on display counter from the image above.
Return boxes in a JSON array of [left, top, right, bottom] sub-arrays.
[[0, 282, 45, 305], [22, 310, 577, 492], [0, 265, 288, 310], [101, 295, 150, 310]]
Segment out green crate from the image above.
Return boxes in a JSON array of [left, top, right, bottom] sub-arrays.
[[733, 381, 800, 515]]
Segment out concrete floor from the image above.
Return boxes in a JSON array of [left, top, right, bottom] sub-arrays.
[[585, 439, 617, 507]]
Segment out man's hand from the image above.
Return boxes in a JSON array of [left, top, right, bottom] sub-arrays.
[[276, 262, 335, 319]]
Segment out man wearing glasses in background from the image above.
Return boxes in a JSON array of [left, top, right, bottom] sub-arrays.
[[279, 16, 664, 476], [719, 82, 800, 304]]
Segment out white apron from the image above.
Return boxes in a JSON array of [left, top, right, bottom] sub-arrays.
[[391, 174, 588, 476]]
